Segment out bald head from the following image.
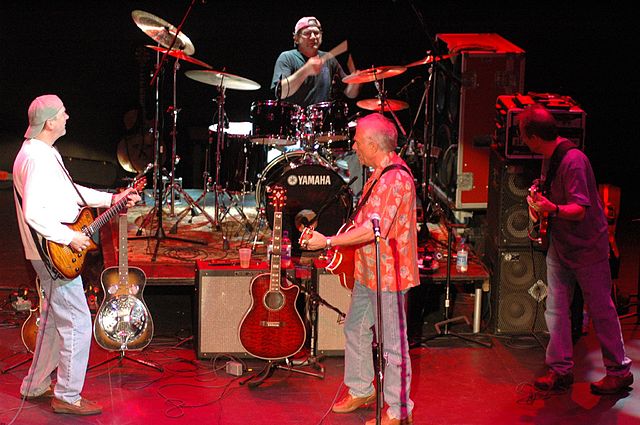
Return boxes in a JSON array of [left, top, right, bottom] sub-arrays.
[[356, 113, 397, 152]]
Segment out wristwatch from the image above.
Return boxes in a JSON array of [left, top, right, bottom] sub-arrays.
[[325, 238, 332, 250]]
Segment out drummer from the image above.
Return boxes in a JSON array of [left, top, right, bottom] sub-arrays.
[[271, 16, 360, 108]]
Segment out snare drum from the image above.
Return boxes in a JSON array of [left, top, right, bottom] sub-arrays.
[[250, 100, 300, 146], [256, 151, 353, 252], [306, 101, 349, 143]]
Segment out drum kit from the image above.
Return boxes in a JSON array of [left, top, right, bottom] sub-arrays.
[[128, 8, 446, 255]]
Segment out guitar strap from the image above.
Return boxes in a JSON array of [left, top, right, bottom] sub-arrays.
[[13, 188, 62, 280], [55, 156, 88, 206], [349, 163, 411, 222], [541, 139, 578, 194]]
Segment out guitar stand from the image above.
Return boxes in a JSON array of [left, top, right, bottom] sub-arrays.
[[239, 357, 323, 388], [88, 350, 163, 372]]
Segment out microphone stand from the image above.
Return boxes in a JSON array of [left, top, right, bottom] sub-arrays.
[[372, 221, 384, 425]]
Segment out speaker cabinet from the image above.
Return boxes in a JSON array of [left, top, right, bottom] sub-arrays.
[[313, 269, 351, 356], [490, 248, 548, 334], [486, 149, 541, 249], [431, 33, 525, 210], [195, 262, 268, 359]]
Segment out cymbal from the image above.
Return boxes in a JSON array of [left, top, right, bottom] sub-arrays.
[[342, 66, 406, 84], [145, 45, 212, 69], [357, 98, 409, 112], [132, 10, 195, 56], [405, 53, 455, 68], [184, 70, 261, 91]]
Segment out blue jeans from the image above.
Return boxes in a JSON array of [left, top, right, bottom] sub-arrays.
[[20, 260, 93, 404], [545, 242, 631, 376], [343, 281, 414, 419]]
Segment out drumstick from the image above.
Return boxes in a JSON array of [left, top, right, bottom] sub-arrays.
[[321, 40, 348, 64]]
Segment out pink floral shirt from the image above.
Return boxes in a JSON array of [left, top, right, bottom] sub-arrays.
[[353, 152, 420, 292]]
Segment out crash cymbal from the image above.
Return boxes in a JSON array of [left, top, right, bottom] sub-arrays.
[[342, 66, 406, 84], [132, 10, 195, 55], [405, 53, 455, 68], [145, 45, 212, 69], [356, 98, 409, 112], [185, 70, 261, 91]]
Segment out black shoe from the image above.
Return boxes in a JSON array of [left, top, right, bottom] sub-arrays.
[[590, 372, 634, 395], [534, 369, 574, 391]]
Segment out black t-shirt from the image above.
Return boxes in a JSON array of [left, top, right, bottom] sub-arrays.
[[270, 49, 347, 107]]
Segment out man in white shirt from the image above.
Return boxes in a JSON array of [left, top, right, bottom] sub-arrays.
[[13, 94, 140, 415]]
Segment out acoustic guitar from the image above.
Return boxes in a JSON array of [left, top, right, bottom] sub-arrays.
[[93, 211, 153, 351], [20, 277, 43, 353], [299, 222, 356, 290], [528, 182, 549, 250], [44, 177, 146, 280], [238, 185, 306, 360]]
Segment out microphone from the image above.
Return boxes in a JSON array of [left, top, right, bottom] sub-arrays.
[[396, 76, 422, 96], [371, 213, 381, 238]]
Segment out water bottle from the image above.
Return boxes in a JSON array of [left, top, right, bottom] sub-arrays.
[[282, 231, 292, 268], [456, 237, 468, 273]]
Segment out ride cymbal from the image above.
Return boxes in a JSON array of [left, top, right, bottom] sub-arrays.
[[356, 98, 409, 112], [145, 45, 212, 69], [405, 53, 455, 68], [185, 70, 261, 91], [132, 10, 195, 55], [342, 66, 406, 84]]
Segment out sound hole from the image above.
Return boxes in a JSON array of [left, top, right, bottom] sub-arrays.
[[264, 291, 285, 311]]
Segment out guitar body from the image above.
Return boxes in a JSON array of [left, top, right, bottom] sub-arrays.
[[238, 184, 306, 360], [93, 212, 153, 351], [21, 308, 40, 354], [45, 207, 98, 280], [94, 266, 153, 351], [238, 273, 306, 360], [529, 184, 549, 251]]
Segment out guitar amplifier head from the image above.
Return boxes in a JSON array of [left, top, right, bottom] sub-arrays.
[[195, 260, 269, 359]]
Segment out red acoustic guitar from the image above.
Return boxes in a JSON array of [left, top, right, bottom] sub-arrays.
[[299, 222, 355, 290], [238, 185, 306, 360]]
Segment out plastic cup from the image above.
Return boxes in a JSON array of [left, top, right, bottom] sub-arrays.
[[238, 248, 252, 268]]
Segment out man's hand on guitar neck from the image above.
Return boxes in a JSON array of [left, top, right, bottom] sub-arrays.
[[111, 187, 142, 208]]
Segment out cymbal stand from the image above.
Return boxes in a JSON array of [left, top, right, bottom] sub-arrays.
[[129, 1, 207, 260], [373, 77, 408, 139]]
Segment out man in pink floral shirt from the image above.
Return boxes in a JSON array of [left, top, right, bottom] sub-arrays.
[[302, 113, 418, 425]]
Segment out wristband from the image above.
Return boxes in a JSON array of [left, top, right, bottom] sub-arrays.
[[325, 238, 332, 250]]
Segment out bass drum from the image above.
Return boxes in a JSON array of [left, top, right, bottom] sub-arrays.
[[256, 151, 353, 254]]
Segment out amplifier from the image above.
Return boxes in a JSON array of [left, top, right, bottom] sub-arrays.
[[313, 267, 351, 356], [495, 93, 586, 159], [195, 260, 269, 359]]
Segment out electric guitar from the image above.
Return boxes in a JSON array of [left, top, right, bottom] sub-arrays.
[[238, 185, 306, 360], [44, 177, 146, 280], [299, 222, 356, 290], [528, 182, 549, 250], [93, 211, 153, 351], [20, 277, 43, 353]]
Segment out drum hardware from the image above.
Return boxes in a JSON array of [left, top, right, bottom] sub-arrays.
[[182, 68, 261, 241], [129, 6, 209, 261]]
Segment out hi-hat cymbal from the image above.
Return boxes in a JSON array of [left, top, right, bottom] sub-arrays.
[[185, 70, 261, 91], [357, 98, 409, 112], [342, 66, 406, 84], [405, 53, 455, 68], [132, 10, 195, 55], [145, 45, 212, 69]]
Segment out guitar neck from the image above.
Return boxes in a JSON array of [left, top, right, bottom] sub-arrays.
[[84, 196, 130, 237], [118, 214, 129, 286], [270, 211, 283, 290]]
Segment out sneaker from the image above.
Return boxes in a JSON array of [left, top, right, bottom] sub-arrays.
[[332, 391, 376, 413], [534, 369, 574, 391], [590, 372, 634, 395], [51, 397, 102, 415]]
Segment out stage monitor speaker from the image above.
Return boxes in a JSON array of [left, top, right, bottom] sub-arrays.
[[486, 149, 541, 250], [490, 248, 548, 334], [430, 33, 525, 210], [195, 262, 268, 359], [313, 268, 351, 356]]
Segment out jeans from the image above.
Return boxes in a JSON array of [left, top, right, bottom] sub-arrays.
[[343, 281, 414, 419], [20, 260, 92, 404], [545, 242, 631, 376]]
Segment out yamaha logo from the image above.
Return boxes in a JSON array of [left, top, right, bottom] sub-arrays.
[[287, 174, 332, 186]]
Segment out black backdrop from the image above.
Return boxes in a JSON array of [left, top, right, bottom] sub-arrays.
[[1, 1, 637, 217]]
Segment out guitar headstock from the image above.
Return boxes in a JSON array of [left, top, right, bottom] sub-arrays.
[[268, 184, 286, 213], [298, 226, 314, 248], [133, 176, 147, 193]]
